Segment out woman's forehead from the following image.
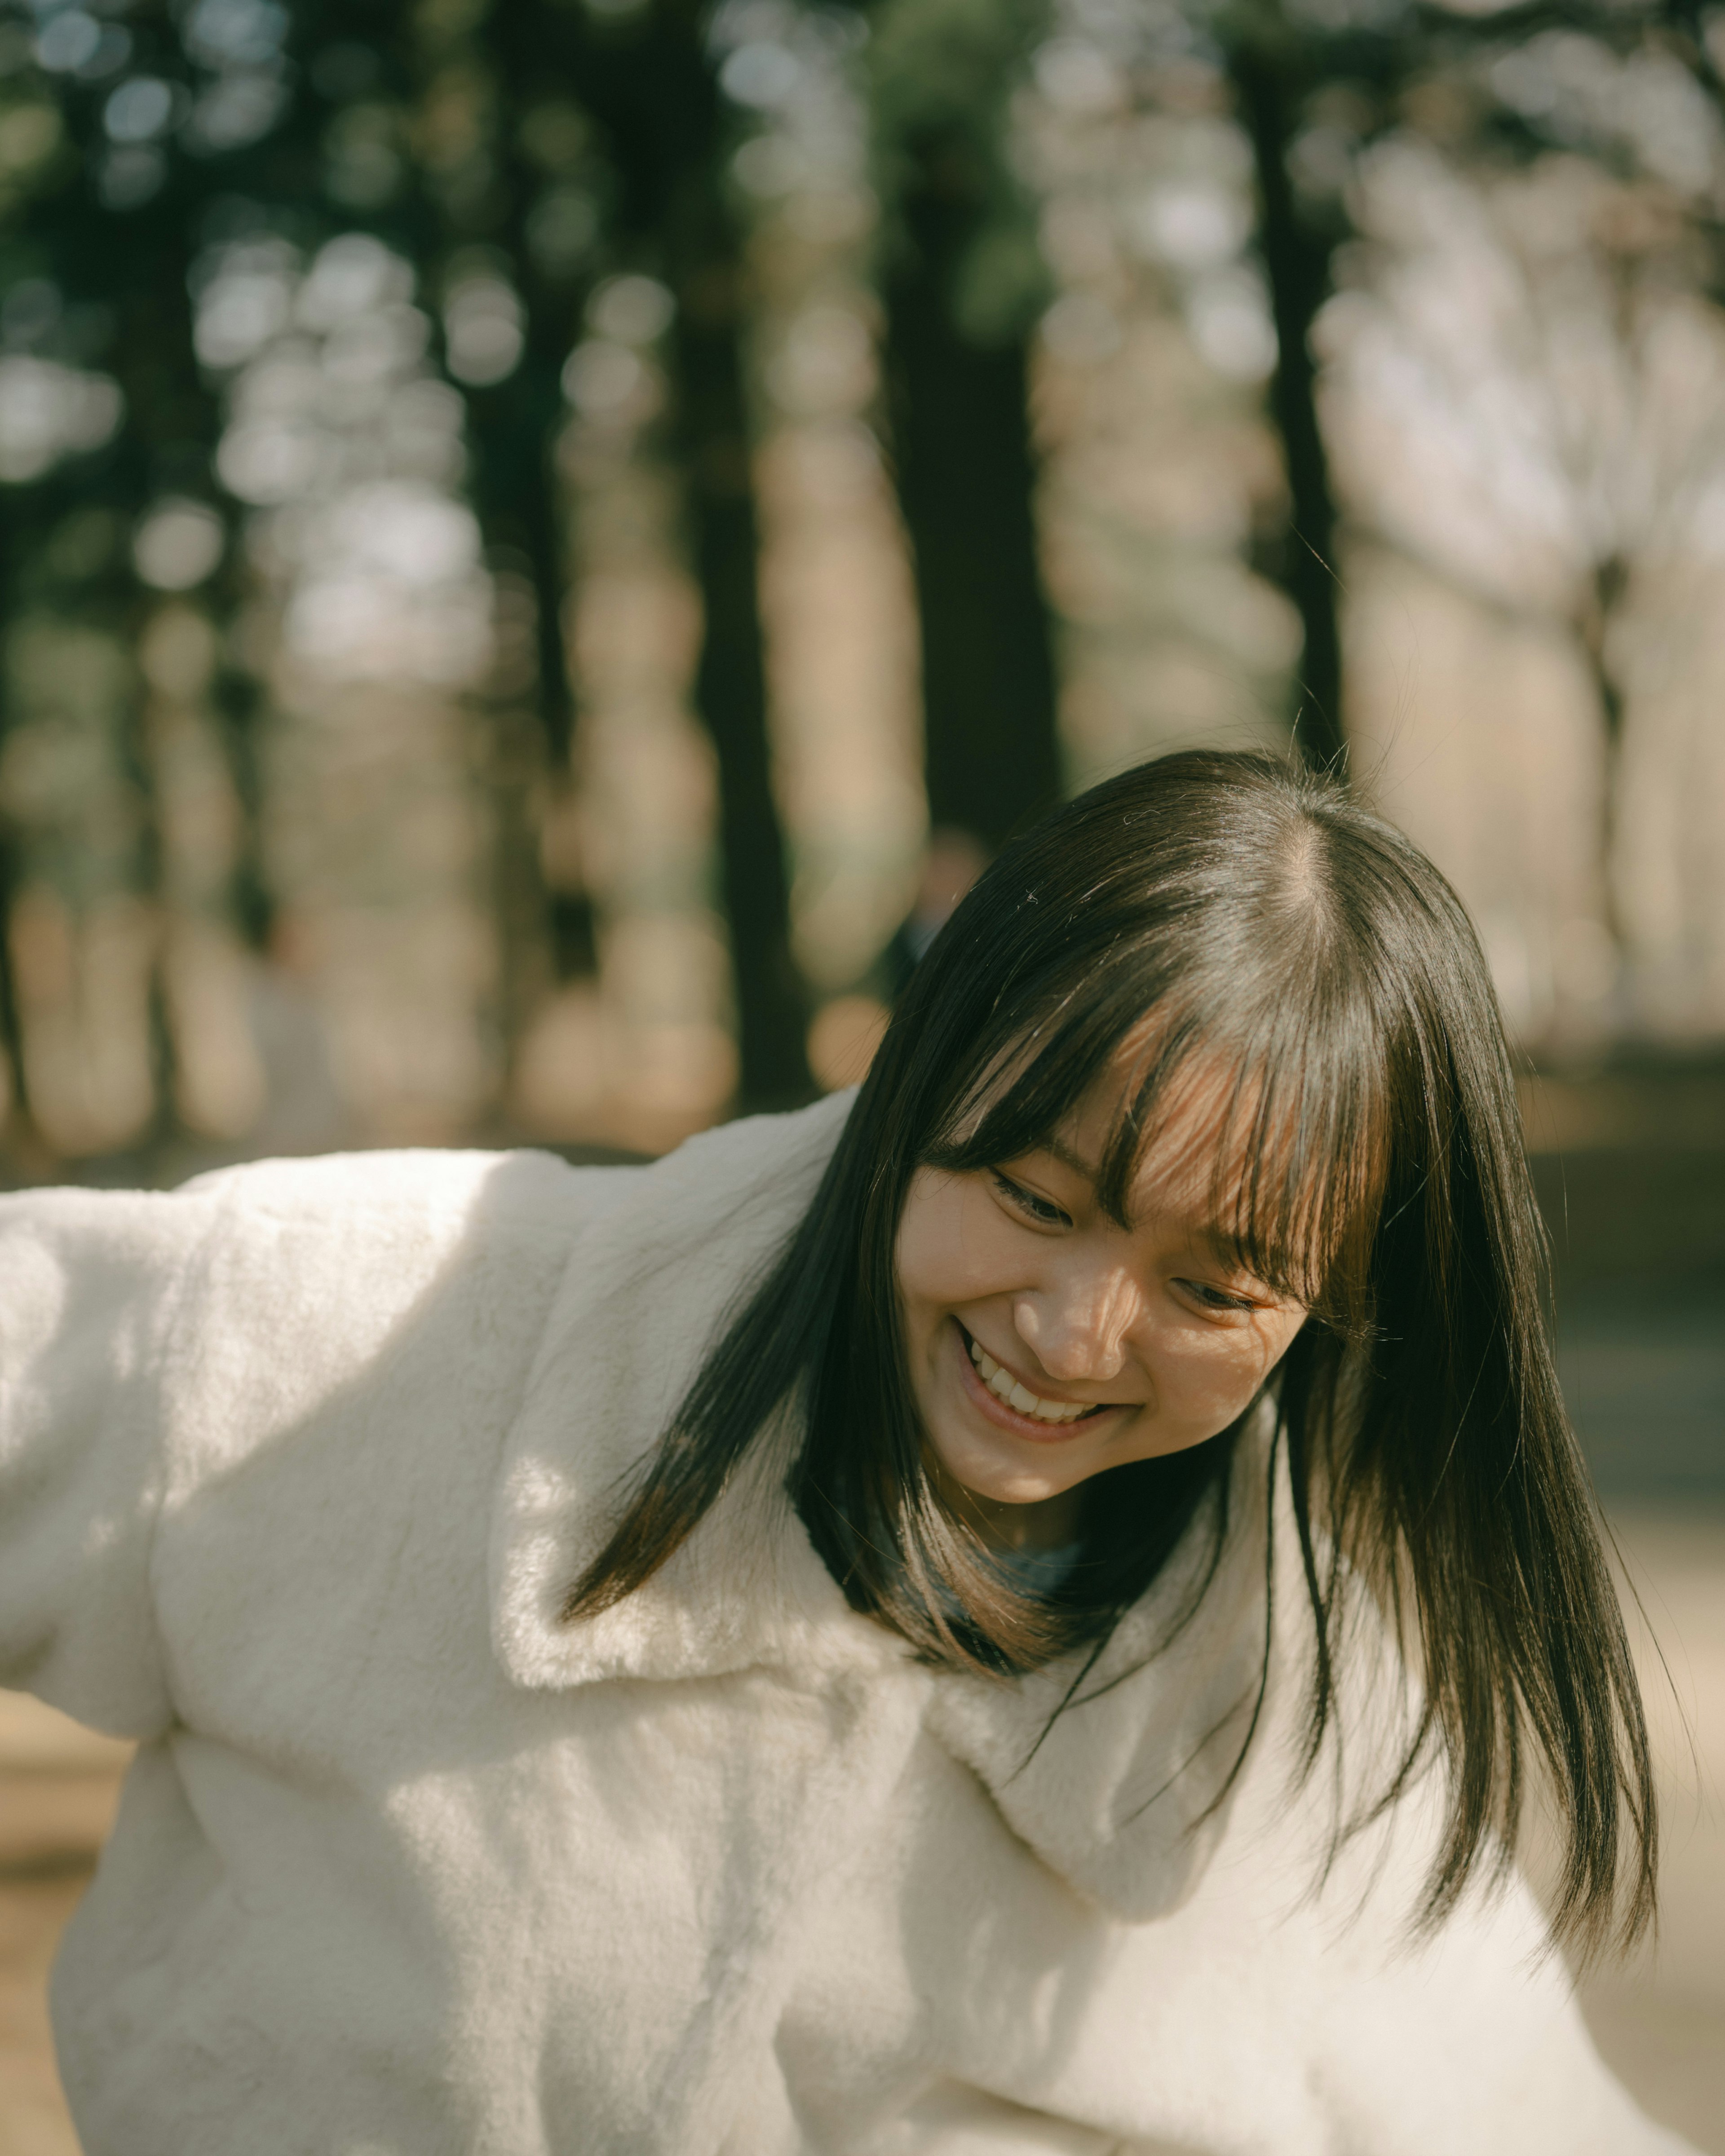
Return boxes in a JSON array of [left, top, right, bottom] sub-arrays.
[[1053, 1059, 1270, 1231], [1066, 1044, 1264, 1175]]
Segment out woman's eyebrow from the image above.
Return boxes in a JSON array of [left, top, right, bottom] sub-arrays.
[[1039, 1134, 1099, 1183]]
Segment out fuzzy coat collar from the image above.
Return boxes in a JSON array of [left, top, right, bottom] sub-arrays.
[[488, 1092, 1273, 1918]]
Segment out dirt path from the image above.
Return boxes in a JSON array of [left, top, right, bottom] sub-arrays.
[[0, 1700, 126, 2156]]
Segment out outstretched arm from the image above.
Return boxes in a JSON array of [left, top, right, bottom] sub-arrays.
[[0, 1184, 222, 1736]]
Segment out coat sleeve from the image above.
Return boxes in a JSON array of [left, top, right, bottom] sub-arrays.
[[1221, 1603, 1703, 2156], [1254, 1485, 1700, 2153], [0, 1183, 224, 1739], [0, 1148, 612, 1745], [1299, 1847, 1701, 2154]]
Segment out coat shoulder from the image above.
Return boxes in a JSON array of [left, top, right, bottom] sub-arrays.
[[177, 1145, 621, 1244]]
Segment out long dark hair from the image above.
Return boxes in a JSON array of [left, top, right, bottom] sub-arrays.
[[564, 749, 1655, 1956]]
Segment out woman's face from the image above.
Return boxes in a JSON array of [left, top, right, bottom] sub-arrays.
[[894, 1064, 1311, 1516]]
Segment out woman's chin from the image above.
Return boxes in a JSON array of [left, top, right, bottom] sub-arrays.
[[926, 1422, 1084, 1509]]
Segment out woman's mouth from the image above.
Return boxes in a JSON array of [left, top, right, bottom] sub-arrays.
[[954, 1323, 1121, 1441]]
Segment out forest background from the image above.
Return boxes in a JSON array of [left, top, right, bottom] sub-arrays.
[[1, 3, 1724, 2146], [6, 0, 1725, 1166]]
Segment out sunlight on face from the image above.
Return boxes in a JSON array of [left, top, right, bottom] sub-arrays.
[[894, 1056, 1309, 1543]]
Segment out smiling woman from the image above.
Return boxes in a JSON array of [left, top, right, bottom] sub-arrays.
[[568, 746, 1654, 1954], [0, 748, 1694, 2153]]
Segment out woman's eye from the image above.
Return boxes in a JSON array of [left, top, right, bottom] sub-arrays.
[[991, 1172, 1069, 1227], [1177, 1278, 1257, 1314]]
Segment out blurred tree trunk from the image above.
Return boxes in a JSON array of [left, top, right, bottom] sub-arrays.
[[454, 222, 588, 1086], [882, 136, 1062, 854], [0, 820, 43, 1163], [120, 647, 182, 1152], [1228, 31, 1347, 775], [471, 318, 597, 1014], [396, 0, 578, 1101], [585, 0, 813, 1109], [1663, 1, 1725, 131], [672, 230, 812, 1109], [461, 0, 601, 1001], [1575, 553, 1631, 955], [211, 652, 274, 956], [0, 508, 36, 1160], [103, 271, 217, 1149], [15, 57, 231, 1155]]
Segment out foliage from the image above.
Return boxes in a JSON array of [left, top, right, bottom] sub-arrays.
[[869, 0, 1056, 341], [1, 0, 1723, 1156]]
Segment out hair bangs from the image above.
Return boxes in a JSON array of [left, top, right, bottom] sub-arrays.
[[1172, 1007, 1391, 1332], [921, 954, 1173, 1185]]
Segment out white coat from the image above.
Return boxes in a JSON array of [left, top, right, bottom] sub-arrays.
[[0, 1092, 1695, 2155]]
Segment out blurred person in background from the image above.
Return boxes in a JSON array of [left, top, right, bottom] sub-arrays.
[[882, 826, 991, 1002], [241, 913, 352, 1159]]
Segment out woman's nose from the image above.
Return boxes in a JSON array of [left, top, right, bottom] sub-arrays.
[[1012, 1268, 1139, 1384]]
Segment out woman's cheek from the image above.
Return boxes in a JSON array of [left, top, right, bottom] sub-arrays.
[[897, 1173, 1008, 1311], [1159, 1321, 1271, 1427], [1164, 1310, 1301, 1434]]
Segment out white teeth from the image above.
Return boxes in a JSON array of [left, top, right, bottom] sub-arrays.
[[966, 1336, 1092, 1424]]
